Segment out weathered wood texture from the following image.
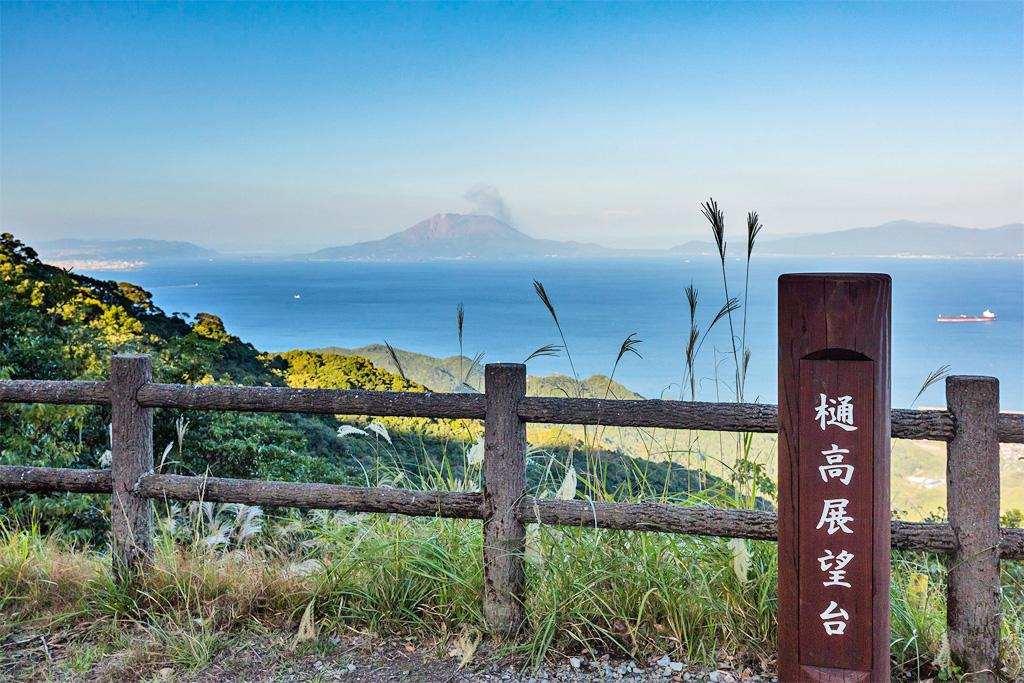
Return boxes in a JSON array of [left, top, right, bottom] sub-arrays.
[[777, 274, 892, 683], [0, 379, 111, 405], [946, 376, 1001, 682], [135, 383, 486, 418], [1000, 527, 1024, 560], [522, 502, 1023, 558], [482, 364, 528, 635], [0, 465, 111, 493], [520, 398, 971, 441], [4, 380, 1022, 443], [518, 397, 779, 432], [892, 408, 952, 440], [136, 474, 484, 517], [891, 521, 956, 554], [520, 498, 778, 538], [110, 355, 154, 583], [996, 412, 1024, 444], [523, 401, 1018, 443]]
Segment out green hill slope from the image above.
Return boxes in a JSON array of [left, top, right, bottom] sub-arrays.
[[315, 344, 643, 400], [313, 344, 485, 392]]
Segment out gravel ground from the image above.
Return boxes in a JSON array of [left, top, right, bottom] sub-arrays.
[[1, 629, 776, 682], [182, 635, 774, 683]]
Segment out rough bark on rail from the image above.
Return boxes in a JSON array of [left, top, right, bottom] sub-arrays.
[[996, 413, 1024, 443], [0, 380, 111, 406], [0, 465, 1021, 559], [518, 397, 781, 433], [4, 379, 1021, 443], [135, 473, 485, 518], [999, 527, 1024, 560], [518, 497, 778, 538], [519, 398, 973, 441], [520, 498, 1024, 560], [0, 465, 111, 493], [892, 408, 954, 440], [135, 383, 487, 419]]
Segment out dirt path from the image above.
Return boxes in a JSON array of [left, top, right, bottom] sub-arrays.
[[183, 636, 770, 683], [3, 629, 775, 683]]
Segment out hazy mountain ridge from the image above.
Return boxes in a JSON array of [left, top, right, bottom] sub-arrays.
[[37, 218, 1023, 264], [312, 344, 644, 399], [37, 238, 220, 266], [306, 213, 621, 261], [312, 215, 1023, 261], [672, 221, 1023, 258]]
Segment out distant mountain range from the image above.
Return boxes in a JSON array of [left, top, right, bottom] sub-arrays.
[[309, 215, 1022, 261], [34, 217, 1023, 266], [305, 213, 617, 261], [672, 220, 1023, 258], [37, 238, 219, 269]]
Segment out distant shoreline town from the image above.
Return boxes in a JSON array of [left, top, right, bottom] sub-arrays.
[[45, 259, 147, 271]]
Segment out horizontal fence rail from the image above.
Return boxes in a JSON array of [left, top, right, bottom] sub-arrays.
[[0, 380, 112, 406], [1, 465, 1020, 561], [0, 356, 1021, 675], [136, 383, 488, 420], [3, 379, 1022, 442], [0, 465, 113, 494], [137, 473, 485, 519]]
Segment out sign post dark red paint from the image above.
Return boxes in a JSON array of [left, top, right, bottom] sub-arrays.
[[778, 274, 891, 683]]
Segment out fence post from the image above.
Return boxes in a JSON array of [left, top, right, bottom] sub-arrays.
[[482, 363, 527, 635], [946, 375, 1001, 682], [111, 354, 154, 585]]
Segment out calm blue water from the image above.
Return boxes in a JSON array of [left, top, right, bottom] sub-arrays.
[[82, 257, 1024, 410]]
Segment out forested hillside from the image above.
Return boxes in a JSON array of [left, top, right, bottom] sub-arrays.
[[2, 233, 361, 540]]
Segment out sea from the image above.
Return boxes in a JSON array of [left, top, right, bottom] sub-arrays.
[[79, 257, 1024, 411]]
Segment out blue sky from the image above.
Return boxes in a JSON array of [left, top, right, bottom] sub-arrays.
[[1, 1, 1021, 250]]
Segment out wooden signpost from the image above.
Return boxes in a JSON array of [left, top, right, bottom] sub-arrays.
[[778, 274, 891, 683]]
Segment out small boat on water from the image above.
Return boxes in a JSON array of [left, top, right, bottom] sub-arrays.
[[937, 309, 996, 323], [293, 294, 301, 300]]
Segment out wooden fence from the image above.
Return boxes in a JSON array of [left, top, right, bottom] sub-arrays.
[[1, 355, 1022, 677]]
